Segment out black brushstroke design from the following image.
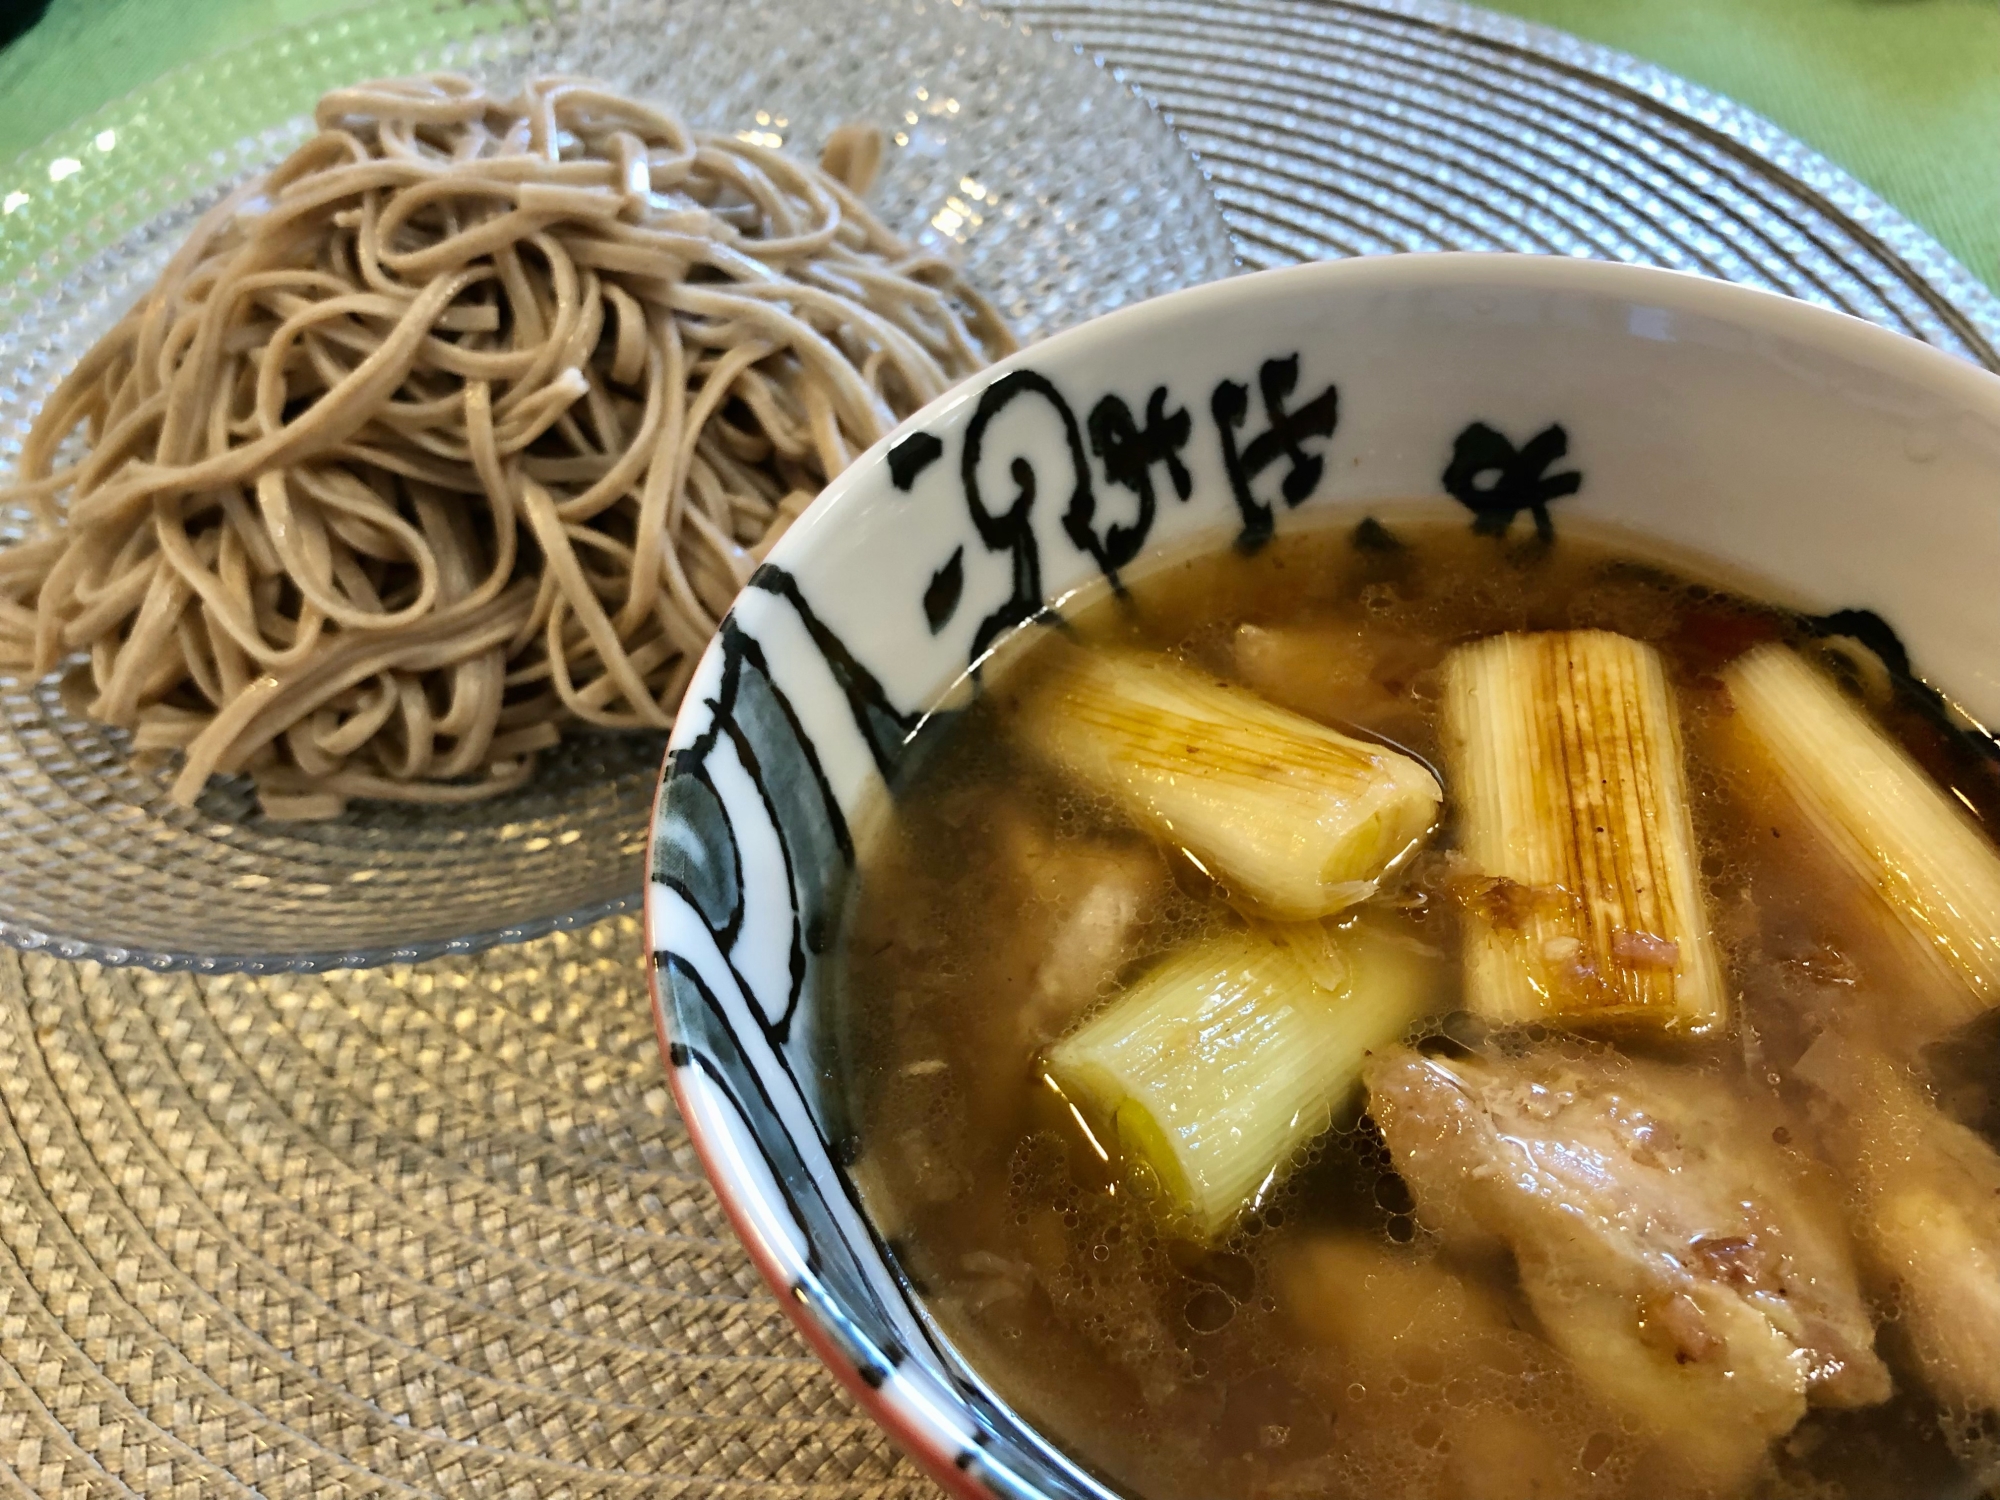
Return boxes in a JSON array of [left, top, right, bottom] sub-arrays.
[[667, 948, 917, 1402], [716, 705, 810, 1037], [1076, 387, 1193, 579], [924, 547, 965, 634], [653, 566, 1125, 1500], [1801, 607, 2000, 772], [661, 568, 920, 1050], [961, 371, 1090, 656], [1352, 516, 1405, 554], [748, 565, 917, 778], [1442, 421, 1581, 541], [884, 1236, 929, 1294], [1803, 608, 1912, 678], [888, 431, 945, 490], [1212, 353, 1340, 551], [651, 767, 743, 944], [665, 953, 822, 1263], [669, 931, 1103, 1498]]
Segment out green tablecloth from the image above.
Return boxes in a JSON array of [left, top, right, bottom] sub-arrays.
[[1485, 0, 1999, 296], [1, 0, 1995, 292]]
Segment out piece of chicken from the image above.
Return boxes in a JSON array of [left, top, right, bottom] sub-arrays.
[[861, 804, 1173, 1165], [1230, 621, 1436, 748], [1273, 1232, 1613, 1500], [1274, 1230, 1521, 1375], [993, 812, 1172, 1052], [1365, 1044, 1890, 1491], [1799, 1030, 2000, 1415]]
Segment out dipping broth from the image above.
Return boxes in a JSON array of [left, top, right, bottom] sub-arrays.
[[834, 516, 2000, 1500]]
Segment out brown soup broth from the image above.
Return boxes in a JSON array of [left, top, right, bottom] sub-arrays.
[[830, 516, 2000, 1500]]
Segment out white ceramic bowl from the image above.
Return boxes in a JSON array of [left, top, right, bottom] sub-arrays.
[[645, 254, 2000, 1500]]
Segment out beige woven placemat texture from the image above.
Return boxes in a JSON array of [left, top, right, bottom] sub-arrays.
[[0, 916, 940, 1499]]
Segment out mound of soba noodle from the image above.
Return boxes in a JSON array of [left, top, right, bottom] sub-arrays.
[[0, 74, 1012, 819]]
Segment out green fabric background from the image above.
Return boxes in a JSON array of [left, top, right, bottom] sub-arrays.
[[1482, 0, 2000, 294], [0, 0, 1994, 290]]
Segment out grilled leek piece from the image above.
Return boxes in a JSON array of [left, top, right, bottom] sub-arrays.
[[1043, 915, 1445, 1238], [1015, 647, 1441, 918], [1722, 643, 2000, 1013], [1441, 630, 1725, 1034]]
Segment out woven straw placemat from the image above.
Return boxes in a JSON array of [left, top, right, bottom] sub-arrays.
[[6, 2, 1999, 1496], [0, 918, 929, 1498]]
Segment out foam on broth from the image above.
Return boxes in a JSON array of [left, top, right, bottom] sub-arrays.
[[832, 515, 2000, 1500]]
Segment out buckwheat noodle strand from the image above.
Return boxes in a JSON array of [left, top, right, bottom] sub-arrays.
[[0, 74, 1012, 819]]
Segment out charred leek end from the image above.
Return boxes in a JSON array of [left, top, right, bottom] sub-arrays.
[[1043, 915, 1445, 1239], [1723, 643, 2000, 1011], [1016, 647, 1442, 919], [1442, 630, 1725, 1035]]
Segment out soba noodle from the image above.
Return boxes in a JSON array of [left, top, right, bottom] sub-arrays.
[[0, 74, 1013, 819]]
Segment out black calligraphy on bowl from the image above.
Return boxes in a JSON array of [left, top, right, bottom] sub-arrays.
[[895, 355, 1587, 666]]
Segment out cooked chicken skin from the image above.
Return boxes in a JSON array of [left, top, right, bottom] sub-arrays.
[[1365, 1044, 1890, 1490], [1801, 1032, 2000, 1415]]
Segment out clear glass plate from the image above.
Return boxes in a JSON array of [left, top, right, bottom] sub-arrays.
[[0, 0, 1239, 972]]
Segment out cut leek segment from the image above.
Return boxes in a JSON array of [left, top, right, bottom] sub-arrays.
[[1015, 647, 1442, 919], [1723, 643, 2000, 1011], [1441, 630, 1725, 1035], [1043, 915, 1445, 1238]]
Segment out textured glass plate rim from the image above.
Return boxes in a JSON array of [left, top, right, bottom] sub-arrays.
[[1018, 0, 2000, 355], [1390, 0, 2000, 355], [0, 0, 1236, 300], [0, 0, 1233, 975]]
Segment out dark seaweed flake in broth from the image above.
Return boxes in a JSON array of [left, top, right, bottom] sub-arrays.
[[831, 516, 2000, 1500]]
